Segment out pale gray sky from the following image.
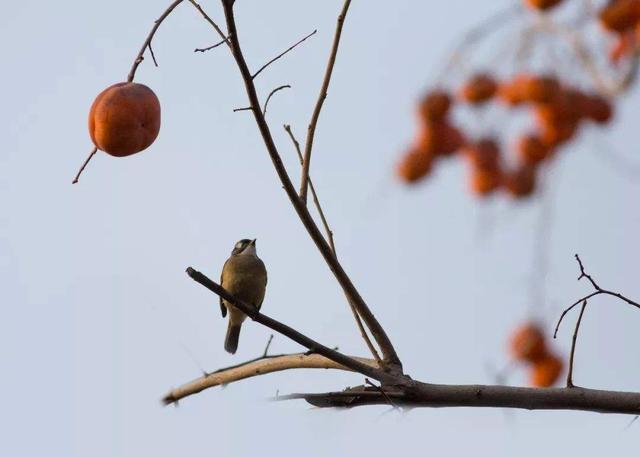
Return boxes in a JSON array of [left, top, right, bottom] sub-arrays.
[[2, 1, 640, 455]]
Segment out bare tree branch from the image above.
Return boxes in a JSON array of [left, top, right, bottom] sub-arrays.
[[185, 267, 396, 382], [194, 36, 229, 53], [162, 352, 378, 405], [554, 255, 640, 337], [187, 0, 229, 45], [277, 383, 640, 415], [263, 85, 291, 116], [217, 0, 403, 371], [71, 146, 97, 184], [128, 0, 185, 83], [283, 124, 336, 254], [284, 124, 382, 364], [567, 300, 587, 388], [252, 30, 318, 80], [299, 0, 351, 204]]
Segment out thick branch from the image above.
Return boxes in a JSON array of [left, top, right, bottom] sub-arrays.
[[163, 352, 377, 405], [299, 0, 351, 203], [219, 0, 402, 371], [186, 267, 397, 383], [279, 383, 640, 415]]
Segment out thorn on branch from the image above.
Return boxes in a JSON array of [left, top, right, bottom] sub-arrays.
[[251, 29, 317, 80]]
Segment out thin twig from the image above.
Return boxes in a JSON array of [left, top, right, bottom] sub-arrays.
[[625, 415, 640, 430], [284, 124, 382, 364], [554, 255, 640, 337], [283, 125, 336, 253], [251, 30, 317, 80], [233, 106, 253, 113], [263, 334, 274, 357], [566, 300, 587, 388], [127, 0, 185, 82], [71, 146, 98, 184], [299, 0, 351, 204], [263, 85, 291, 116], [194, 36, 229, 53], [187, 0, 229, 44], [148, 42, 159, 67], [218, 0, 402, 371]]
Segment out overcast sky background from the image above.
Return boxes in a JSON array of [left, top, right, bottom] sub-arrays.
[[2, 0, 640, 455]]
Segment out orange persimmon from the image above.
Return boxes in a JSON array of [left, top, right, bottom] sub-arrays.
[[529, 354, 564, 387], [509, 322, 547, 363], [516, 134, 551, 165], [418, 90, 452, 123], [599, 0, 640, 33], [396, 148, 433, 183], [524, 0, 564, 10], [504, 165, 537, 198], [89, 82, 161, 157], [469, 167, 502, 196], [416, 122, 465, 157], [582, 95, 614, 124], [460, 73, 498, 104], [464, 138, 500, 169]]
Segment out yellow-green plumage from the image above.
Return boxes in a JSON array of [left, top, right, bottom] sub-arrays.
[[220, 241, 267, 354]]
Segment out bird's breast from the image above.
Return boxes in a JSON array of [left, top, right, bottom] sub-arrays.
[[222, 256, 267, 308]]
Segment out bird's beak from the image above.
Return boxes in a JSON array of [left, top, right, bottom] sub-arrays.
[[250, 238, 257, 246]]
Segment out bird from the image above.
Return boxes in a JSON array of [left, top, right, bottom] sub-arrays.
[[219, 238, 268, 354]]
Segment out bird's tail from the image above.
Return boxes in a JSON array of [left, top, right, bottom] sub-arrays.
[[224, 321, 242, 354]]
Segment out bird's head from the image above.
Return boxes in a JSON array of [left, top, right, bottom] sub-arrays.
[[231, 238, 257, 256]]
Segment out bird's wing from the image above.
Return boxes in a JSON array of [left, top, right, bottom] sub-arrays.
[[219, 259, 228, 318], [256, 257, 268, 310]]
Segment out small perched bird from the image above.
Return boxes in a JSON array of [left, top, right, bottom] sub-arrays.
[[219, 238, 268, 354]]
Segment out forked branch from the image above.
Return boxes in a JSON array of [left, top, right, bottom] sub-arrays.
[[218, 0, 402, 371], [554, 254, 640, 337], [128, 0, 186, 82]]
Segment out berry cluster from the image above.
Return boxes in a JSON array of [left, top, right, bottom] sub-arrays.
[[396, 75, 613, 199], [396, 0, 635, 200]]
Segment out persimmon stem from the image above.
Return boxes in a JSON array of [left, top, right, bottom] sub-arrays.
[[72, 147, 98, 185]]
